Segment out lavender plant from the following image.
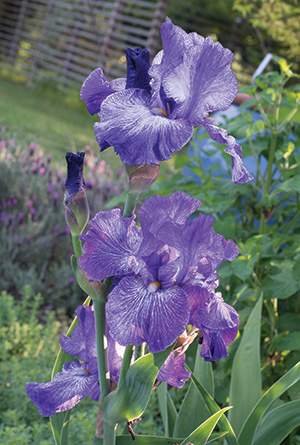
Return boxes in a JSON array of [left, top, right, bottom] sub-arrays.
[[25, 18, 300, 445]]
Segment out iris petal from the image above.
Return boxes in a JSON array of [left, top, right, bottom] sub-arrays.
[[106, 276, 190, 353], [95, 89, 194, 165]]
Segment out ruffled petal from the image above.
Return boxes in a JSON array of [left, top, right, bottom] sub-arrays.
[[60, 305, 97, 373], [193, 292, 239, 361], [163, 36, 238, 123], [157, 351, 190, 388], [79, 209, 144, 281], [106, 276, 190, 353], [201, 119, 254, 184], [80, 68, 125, 114], [25, 360, 99, 417], [94, 89, 194, 165]]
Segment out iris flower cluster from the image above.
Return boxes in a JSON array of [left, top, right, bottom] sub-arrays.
[[81, 17, 253, 184], [26, 17, 245, 420]]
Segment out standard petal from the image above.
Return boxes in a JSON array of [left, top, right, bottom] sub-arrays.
[[94, 89, 194, 165], [80, 68, 126, 115], [157, 351, 191, 388], [201, 120, 254, 184], [25, 360, 99, 417], [79, 209, 143, 281], [163, 37, 238, 123], [106, 276, 190, 353]]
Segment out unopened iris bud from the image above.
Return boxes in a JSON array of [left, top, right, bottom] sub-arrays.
[[64, 151, 89, 236], [124, 163, 160, 194]]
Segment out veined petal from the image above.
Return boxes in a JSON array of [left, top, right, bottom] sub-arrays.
[[201, 120, 254, 184], [25, 360, 99, 417], [106, 276, 190, 353], [60, 305, 97, 369], [79, 209, 143, 282], [157, 351, 190, 388], [163, 37, 238, 123], [193, 292, 239, 361], [94, 89, 194, 165], [80, 68, 125, 115]]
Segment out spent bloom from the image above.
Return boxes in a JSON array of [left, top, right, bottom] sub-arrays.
[[79, 192, 239, 361], [26, 305, 189, 417], [81, 17, 253, 184]]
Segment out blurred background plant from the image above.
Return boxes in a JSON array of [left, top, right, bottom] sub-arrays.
[[0, 130, 126, 314]]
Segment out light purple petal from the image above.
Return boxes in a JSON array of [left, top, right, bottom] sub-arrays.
[[162, 36, 238, 123], [193, 292, 239, 361], [79, 209, 144, 281], [157, 351, 190, 388], [106, 276, 190, 353], [201, 119, 254, 184], [94, 89, 194, 165], [25, 360, 99, 417], [60, 305, 97, 373], [80, 68, 125, 114]]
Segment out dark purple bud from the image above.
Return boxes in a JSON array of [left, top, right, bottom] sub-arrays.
[[125, 47, 151, 92], [64, 152, 89, 236]]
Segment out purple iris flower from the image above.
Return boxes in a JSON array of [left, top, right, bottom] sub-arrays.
[[80, 17, 253, 184], [26, 305, 189, 416], [79, 192, 239, 360]]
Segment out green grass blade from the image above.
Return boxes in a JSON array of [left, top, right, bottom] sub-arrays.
[[253, 400, 300, 445], [238, 361, 300, 444], [180, 407, 231, 445], [228, 295, 263, 435], [187, 365, 238, 445]]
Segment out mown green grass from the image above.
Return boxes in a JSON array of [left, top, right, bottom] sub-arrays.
[[0, 72, 122, 169]]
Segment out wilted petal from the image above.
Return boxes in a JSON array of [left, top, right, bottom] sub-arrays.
[[80, 68, 126, 114], [201, 120, 253, 184], [95, 89, 194, 165], [25, 360, 99, 417], [79, 209, 143, 281], [157, 351, 190, 388], [106, 276, 190, 353]]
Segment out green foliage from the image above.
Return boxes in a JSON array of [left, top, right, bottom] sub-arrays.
[[234, 0, 300, 71]]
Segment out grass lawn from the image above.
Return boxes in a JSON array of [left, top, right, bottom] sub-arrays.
[[0, 72, 122, 169]]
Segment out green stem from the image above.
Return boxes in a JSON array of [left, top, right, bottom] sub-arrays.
[[118, 345, 134, 387], [93, 298, 110, 402], [123, 190, 139, 218], [71, 235, 82, 258]]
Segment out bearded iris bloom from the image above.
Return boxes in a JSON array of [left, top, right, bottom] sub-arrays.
[[81, 18, 253, 184], [79, 192, 239, 360], [26, 304, 189, 417]]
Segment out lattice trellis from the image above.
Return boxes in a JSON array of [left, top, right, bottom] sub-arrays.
[[0, 0, 167, 86]]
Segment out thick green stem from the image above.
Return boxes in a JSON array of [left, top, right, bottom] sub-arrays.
[[123, 191, 139, 218], [71, 235, 82, 258], [93, 298, 111, 403]]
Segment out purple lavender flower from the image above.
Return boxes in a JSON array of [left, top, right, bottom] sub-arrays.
[[79, 192, 239, 360], [26, 304, 188, 417], [81, 17, 252, 184]]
